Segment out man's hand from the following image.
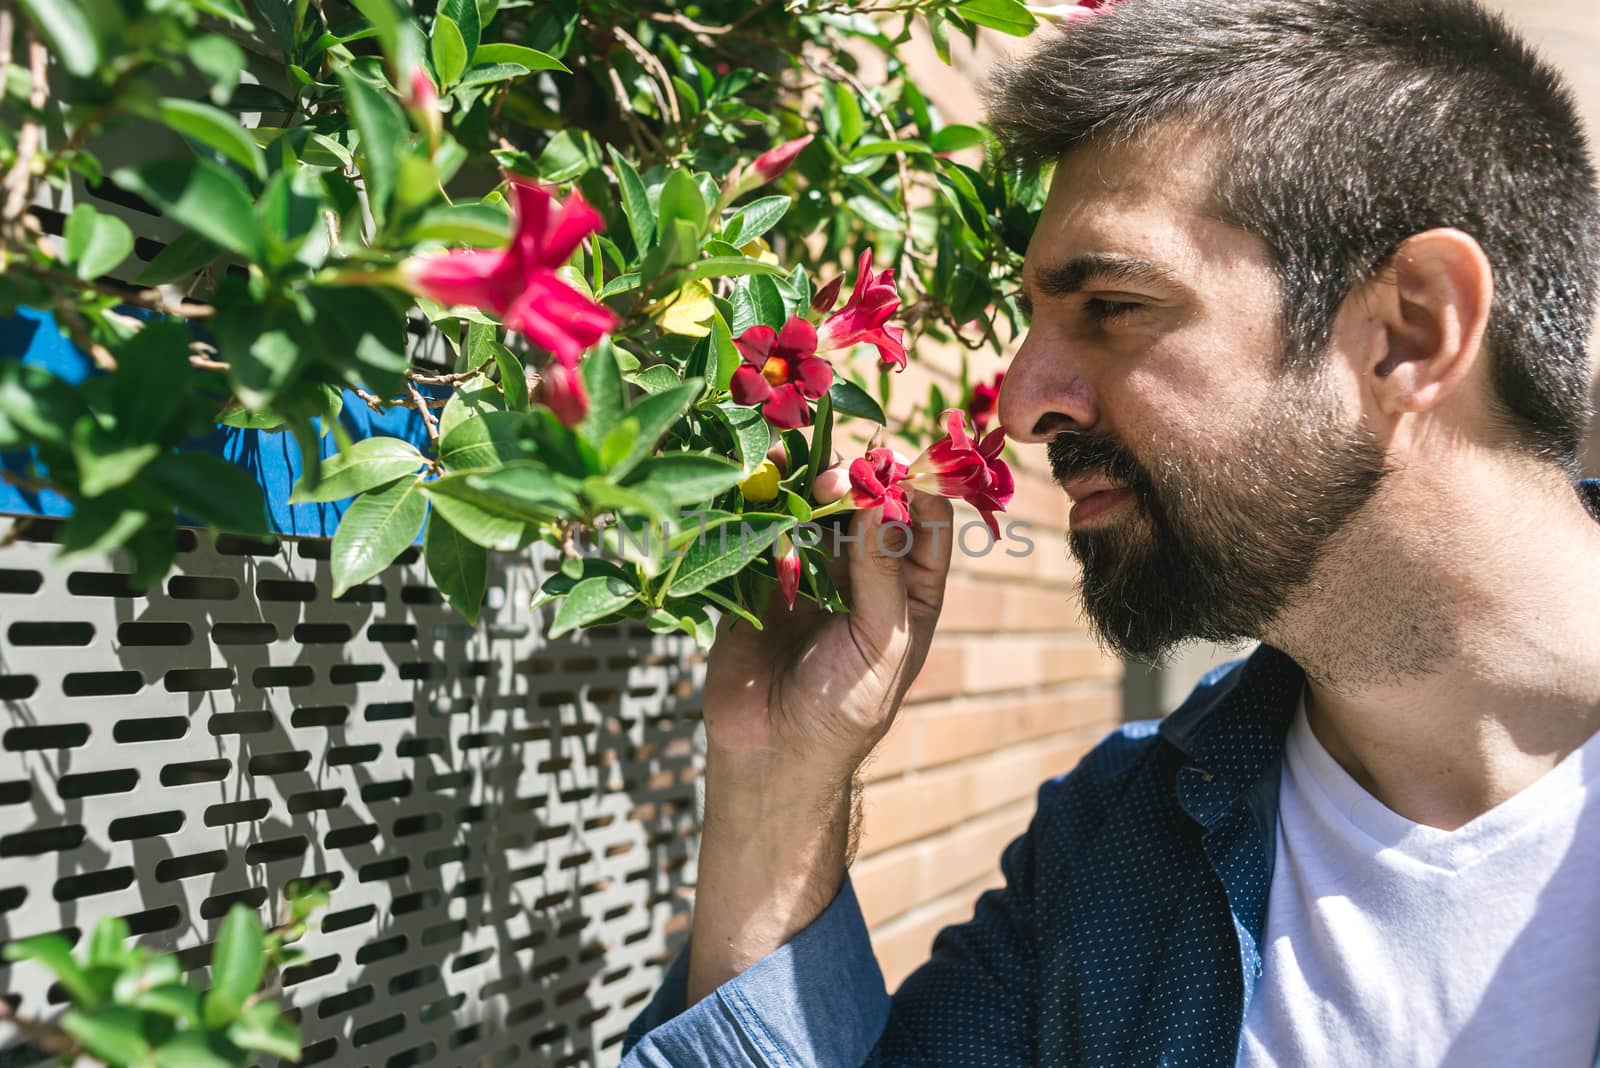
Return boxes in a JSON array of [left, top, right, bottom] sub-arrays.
[[702, 489, 956, 784], [684, 490, 955, 1008]]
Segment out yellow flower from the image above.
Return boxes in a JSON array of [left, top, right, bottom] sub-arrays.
[[647, 280, 715, 338]]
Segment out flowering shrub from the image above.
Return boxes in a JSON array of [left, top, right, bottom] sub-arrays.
[[0, 0, 1071, 642]]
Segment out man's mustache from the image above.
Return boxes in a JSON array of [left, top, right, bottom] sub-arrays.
[[1046, 432, 1149, 494]]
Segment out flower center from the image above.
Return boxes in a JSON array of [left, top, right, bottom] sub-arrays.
[[760, 356, 790, 387]]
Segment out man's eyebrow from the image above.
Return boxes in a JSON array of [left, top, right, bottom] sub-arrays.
[[1017, 253, 1182, 317]]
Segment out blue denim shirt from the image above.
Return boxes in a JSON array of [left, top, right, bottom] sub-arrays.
[[619, 481, 1600, 1068]]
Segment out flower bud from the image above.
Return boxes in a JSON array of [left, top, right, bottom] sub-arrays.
[[739, 460, 783, 503], [810, 273, 844, 315], [775, 533, 802, 610], [811, 465, 851, 505]]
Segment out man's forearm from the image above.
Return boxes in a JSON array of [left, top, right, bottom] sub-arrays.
[[685, 751, 864, 1008]]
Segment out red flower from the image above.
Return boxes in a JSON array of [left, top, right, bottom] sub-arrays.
[[816, 248, 907, 371], [730, 316, 835, 430], [967, 371, 1004, 434], [751, 134, 814, 185], [810, 273, 845, 316], [848, 448, 911, 525], [397, 179, 617, 366], [775, 532, 802, 610], [906, 409, 1014, 538], [540, 360, 588, 428]]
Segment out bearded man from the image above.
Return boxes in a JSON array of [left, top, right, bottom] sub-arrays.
[[619, 0, 1600, 1064]]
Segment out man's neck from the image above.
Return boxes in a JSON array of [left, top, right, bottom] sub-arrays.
[[1270, 463, 1600, 831]]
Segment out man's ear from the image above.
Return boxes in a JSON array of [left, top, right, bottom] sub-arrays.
[[1355, 228, 1494, 417]]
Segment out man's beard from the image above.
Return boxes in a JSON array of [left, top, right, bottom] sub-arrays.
[[1049, 370, 1389, 664]]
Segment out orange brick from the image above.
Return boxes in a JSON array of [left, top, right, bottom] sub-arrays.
[[1004, 585, 1082, 632], [859, 766, 966, 857], [905, 637, 965, 704], [963, 746, 1045, 817], [851, 847, 921, 927], [962, 639, 1043, 694], [919, 703, 1001, 768], [937, 577, 1007, 633], [1038, 639, 1121, 685]]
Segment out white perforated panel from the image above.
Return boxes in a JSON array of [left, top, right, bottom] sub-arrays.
[[0, 520, 703, 1067]]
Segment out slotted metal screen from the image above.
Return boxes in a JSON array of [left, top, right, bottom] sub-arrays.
[[0, 520, 704, 1067]]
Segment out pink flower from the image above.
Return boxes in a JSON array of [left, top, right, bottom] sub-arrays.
[[396, 179, 618, 366], [775, 532, 802, 610], [848, 448, 911, 525], [730, 316, 835, 430], [905, 409, 1014, 538], [967, 371, 1004, 434], [751, 134, 814, 185], [816, 248, 907, 371], [1033, 0, 1120, 22], [406, 66, 438, 112], [539, 361, 588, 428]]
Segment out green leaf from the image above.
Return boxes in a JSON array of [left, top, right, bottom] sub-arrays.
[[113, 320, 191, 441], [730, 274, 786, 334], [608, 146, 654, 251], [73, 420, 159, 497], [423, 462, 579, 549], [425, 511, 488, 623], [657, 169, 708, 239], [533, 556, 631, 607], [153, 1032, 239, 1068], [455, 62, 531, 91], [203, 906, 266, 1031], [304, 287, 410, 398], [431, 15, 468, 86], [578, 339, 626, 445], [680, 256, 789, 283], [62, 1007, 151, 1065], [157, 99, 267, 181], [339, 70, 409, 225], [438, 0, 480, 59], [3, 932, 98, 1005], [956, 0, 1036, 35], [134, 984, 201, 1026], [64, 204, 134, 280], [330, 478, 426, 596], [134, 229, 221, 286], [188, 34, 245, 105], [17, 0, 100, 76], [670, 513, 795, 595], [822, 80, 864, 148], [148, 453, 269, 535], [805, 389, 833, 492], [722, 195, 790, 245], [930, 124, 987, 153], [609, 381, 700, 478], [625, 366, 684, 396], [548, 575, 640, 638], [228, 1001, 302, 1061], [849, 139, 932, 159], [290, 437, 424, 502], [110, 158, 261, 259], [490, 342, 529, 411], [828, 379, 887, 424], [403, 202, 510, 246], [846, 194, 903, 232], [623, 454, 744, 507], [708, 402, 771, 476], [475, 43, 568, 72], [436, 409, 527, 471]]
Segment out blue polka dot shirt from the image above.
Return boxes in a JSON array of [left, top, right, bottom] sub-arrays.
[[619, 482, 1600, 1068]]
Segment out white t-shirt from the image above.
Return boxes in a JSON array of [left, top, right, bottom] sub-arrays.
[[1236, 695, 1600, 1068]]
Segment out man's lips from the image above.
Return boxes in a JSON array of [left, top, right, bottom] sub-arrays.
[[1059, 475, 1135, 525]]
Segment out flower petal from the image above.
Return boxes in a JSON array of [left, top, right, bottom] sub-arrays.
[[761, 384, 811, 429], [733, 325, 777, 367], [794, 356, 834, 399], [542, 189, 606, 268], [772, 315, 819, 361], [730, 364, 774, 405]]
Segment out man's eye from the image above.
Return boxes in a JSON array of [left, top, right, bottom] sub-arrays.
[[1084, 298, 1141, 321]]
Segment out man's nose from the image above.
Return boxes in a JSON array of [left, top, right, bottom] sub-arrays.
[[996, 329, 1099, 444]]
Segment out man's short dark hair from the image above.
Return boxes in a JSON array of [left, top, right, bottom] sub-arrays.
[[987, 0, 1600, 472]]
